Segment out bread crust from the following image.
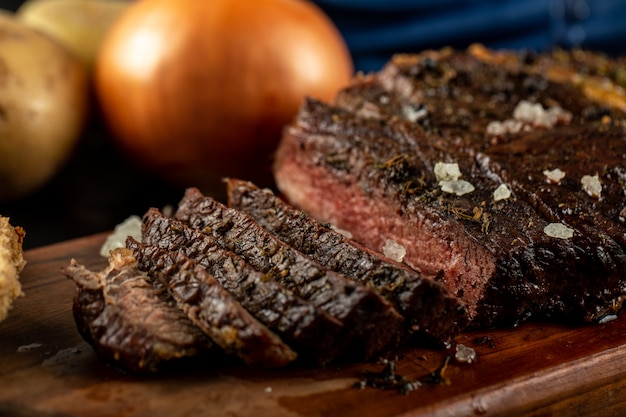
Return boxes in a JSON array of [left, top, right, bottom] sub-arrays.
[[0, 216, 26, 322]]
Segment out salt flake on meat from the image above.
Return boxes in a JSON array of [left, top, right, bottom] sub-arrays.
[[544, 223, 575, 239], [382, 239, 407, 262], [543, 168, 566, 184], [331, 224, 353, 239], [493, 184, 511, 201], [581, 174, 602, 199], [434, 162, 462, 182], [513, 100, 572, 128], [440, 180, 475, 196], [402, 103, 428, 123], [486, 100, 572, 137], [486, 119, 524, 136]]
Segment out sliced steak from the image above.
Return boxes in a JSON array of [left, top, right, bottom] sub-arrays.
[[127, 239, 297, 367], [226, 178, 468, 346], [175, 188, 405, 359], [137, 209, 347, 365], [273, 96, 626, 328], [62, 248, 214, 373]]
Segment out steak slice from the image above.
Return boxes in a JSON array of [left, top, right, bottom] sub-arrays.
[[175, 188, 405, 359], [138, 209, 347, 365], [273, 97, 626, 328], [62, 248, 214, 373], [226, 178, 468, 346], [127, 239, 297, 367]]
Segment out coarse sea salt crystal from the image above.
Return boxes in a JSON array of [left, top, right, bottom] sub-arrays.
[[544, 222, 574, 239], [440, 180, 475, 196], [543, 168, 566, 184], [402, 104, 428, 123], [382, 239, 406, 262], [581, 174, 602, 199], [331, 224, 353, 239], [485, 119, 524, 136], [486, 100, 572, 136], [434, 162, 462, 182], [513, 100, 572, 128], [493, 184, 511, 201], [100, 215, 143, 257], [455, 344, 477, 364], [513, 100, 543, 121]]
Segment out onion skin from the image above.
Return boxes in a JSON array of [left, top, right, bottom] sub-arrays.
[[95, 0, 354, 193]]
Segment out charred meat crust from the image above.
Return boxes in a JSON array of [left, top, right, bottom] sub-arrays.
[[127, 239, 297, 367], [226, 178, 469, 346], [62, 249, 214, 373], [175, 188, 405, 359], [137, 209, 348, 365]]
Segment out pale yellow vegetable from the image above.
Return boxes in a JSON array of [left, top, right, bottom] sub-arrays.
[[0, 10, 89, 203], [16, 0, 131, 70]]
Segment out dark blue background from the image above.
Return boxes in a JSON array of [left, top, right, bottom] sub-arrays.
[[313, 0, 626, 71]]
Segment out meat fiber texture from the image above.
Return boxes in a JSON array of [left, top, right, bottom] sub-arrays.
[[273, 46, 626, 329], [135, 209, 347, 365], [174, 189, 406, 360], [127, 240, 297, 367], [62, 249, 215, 373]]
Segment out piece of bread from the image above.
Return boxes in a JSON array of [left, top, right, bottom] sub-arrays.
[[0, 216, 26, 322]]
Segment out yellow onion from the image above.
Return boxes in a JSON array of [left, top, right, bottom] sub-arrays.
[[95, 0, 353, 193]]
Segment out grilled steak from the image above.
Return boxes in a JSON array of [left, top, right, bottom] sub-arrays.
[[226, 178, 468, 346], [62, 248, 214, 373], [127, 239, 297, 367], [137, 209, 347, 364], [175, 188, 405, 359], [273, 47, 626, 328]]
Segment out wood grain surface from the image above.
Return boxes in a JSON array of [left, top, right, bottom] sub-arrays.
[[1, 233, 625, 417]]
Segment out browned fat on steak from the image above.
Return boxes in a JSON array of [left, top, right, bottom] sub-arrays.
[[226, 178, 468, 346], [273, 47, 626, 329], [175, 188, 405, 359], [62, 249, 215, 373], [126, 239, 297, 367], [135, 209, 347, 365]]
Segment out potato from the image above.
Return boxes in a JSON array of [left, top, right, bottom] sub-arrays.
[[0, 10, 89, 203], [16, 0, 130, 71]]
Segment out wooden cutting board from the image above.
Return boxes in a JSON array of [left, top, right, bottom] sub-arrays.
[[1, 233, 626, 417]]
